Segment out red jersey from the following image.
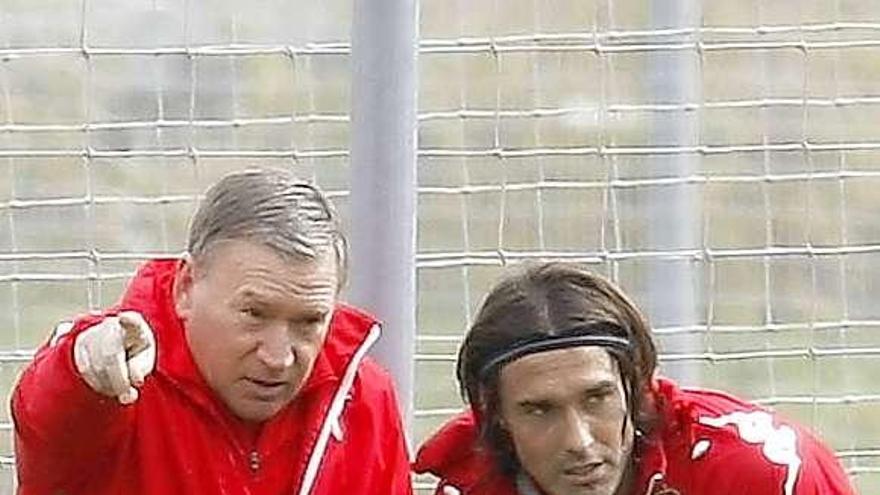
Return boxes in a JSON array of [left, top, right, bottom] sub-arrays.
[[13, 259, 413, 495], [415, 377, 854, 495]]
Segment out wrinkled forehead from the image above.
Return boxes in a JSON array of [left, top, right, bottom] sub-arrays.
[[498, 346, 623, 401], [195, 237, 332, 270], [194, 239, 339, 290]]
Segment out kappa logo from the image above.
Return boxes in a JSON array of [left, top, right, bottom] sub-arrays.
[[699, 411, 801, 495], [644, 473, 682, 495], [650, 483, 682, 495]]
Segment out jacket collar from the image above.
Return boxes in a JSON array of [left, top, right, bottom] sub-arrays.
[[413, 408, 517, 493]]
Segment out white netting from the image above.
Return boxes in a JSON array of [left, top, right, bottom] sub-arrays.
[[2, 0, 879, 493]]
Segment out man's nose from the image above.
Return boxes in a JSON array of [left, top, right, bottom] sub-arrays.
[[256, 321, 295, 372], [559, 408, 595, 454]]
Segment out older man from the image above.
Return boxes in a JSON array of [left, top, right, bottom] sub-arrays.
[[415, 262, 854, 495], [13, 168, 413, 495]]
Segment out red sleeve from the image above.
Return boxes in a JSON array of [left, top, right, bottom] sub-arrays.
[[791, 426, 855, 495], [12, 315, 136, 491]]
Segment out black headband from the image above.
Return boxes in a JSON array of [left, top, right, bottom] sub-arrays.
[[477, 324, 630, 383]]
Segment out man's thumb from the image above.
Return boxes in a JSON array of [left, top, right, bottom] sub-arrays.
[[118, 312, 151, 357]]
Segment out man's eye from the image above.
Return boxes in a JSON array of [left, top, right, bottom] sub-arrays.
[[295, 314, 327, 327], [305, 315, 325, 325], [524, 405, 548, 417], [585, 390, 614, 406], [241, 307, 264, 319]]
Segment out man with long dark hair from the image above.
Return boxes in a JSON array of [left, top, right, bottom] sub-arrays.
[[415, 262, 853, 495]]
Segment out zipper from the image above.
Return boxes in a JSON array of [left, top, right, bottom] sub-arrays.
[[249, 450, 261, 473]]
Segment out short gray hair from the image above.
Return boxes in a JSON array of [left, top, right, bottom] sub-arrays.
[[186, 168, 347, 285]]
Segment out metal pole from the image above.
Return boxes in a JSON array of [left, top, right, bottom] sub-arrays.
[[348, 0, 419, 433], [646, 0, 701, 384]]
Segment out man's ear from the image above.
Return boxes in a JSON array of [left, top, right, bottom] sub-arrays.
[[173, 254, 196, 320]]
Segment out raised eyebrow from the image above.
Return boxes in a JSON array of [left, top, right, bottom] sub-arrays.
[[235, 288, 267, 302], [583, 380, 619, 395], [233, 291, 288, 315], [293, 309, 330, 321]]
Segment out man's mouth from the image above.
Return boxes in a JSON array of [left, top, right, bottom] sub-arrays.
[[561, 462, 606, 486], [244, 377, 288, 399]]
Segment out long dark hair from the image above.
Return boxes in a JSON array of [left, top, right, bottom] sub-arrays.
[[457, 262, 658, 476]]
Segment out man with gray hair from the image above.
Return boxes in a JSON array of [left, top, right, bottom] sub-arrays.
[[12, 168, 413, 495]]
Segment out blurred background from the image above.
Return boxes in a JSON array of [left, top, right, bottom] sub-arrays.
[[2, 0, 879, 493]]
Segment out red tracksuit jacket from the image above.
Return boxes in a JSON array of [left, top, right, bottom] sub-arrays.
[[13, 260, 413, 495], [415, 378, 855, 495]]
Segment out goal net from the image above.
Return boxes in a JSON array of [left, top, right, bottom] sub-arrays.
[[1, 0, 877, 493]]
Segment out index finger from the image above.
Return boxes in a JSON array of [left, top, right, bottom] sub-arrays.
[[103, 349, 134, 399]]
